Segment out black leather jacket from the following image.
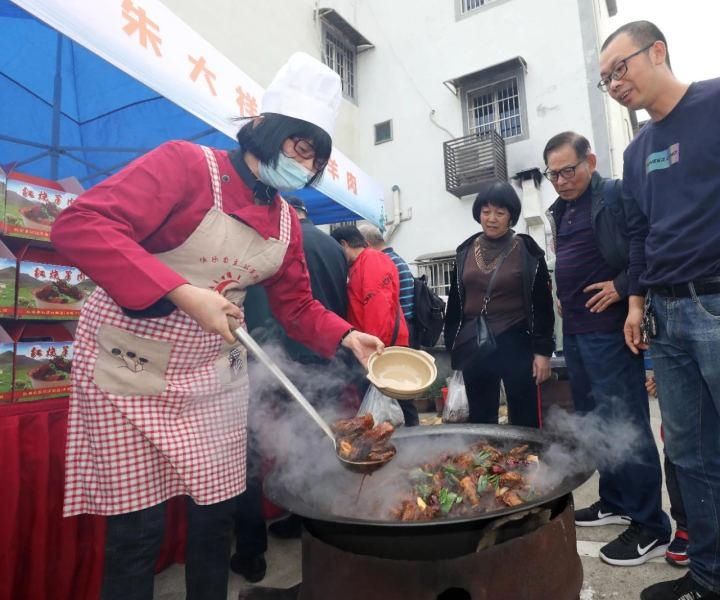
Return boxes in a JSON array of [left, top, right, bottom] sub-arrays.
[[546, 171, 631, 298], [444, 232, 555, 357]]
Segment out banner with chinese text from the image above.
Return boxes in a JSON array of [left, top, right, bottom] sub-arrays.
[[11, 0, 385, 227]]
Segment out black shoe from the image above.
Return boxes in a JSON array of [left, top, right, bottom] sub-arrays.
[[599, 522, 669, 566], [575, 500, 631, 527], [268, 514, 302, 539], [230, 553, 267, 583], [641, 572, 720, 599]]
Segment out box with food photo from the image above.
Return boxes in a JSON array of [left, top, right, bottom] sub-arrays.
[[0, 326, 14, 403], [15, 246, 95, 320], [2, 171, 81, 241], [6, 322, 74, 403], [0, 239, 17, 318]]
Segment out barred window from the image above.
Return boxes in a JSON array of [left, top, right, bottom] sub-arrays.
[[322, 24, 357, 101], [461, 0, 501, 14], [467, 77, 523, 139]]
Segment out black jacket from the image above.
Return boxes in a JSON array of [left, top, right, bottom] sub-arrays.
[[444, 232, 555, 357], [245, 218, 348, 365], [546, 171, 631, 298]]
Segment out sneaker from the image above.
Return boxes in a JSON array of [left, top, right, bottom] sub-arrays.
[[599, 522, 670, 566], [665, 530, 690, 567], [230, 553, 267, 583], [575, 500, 631, 527], [641, 572, 720, 599], [268, 514, 302, 539]]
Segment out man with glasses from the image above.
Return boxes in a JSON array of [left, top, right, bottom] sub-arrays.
[[600, 20, 720, 600], [544, 131, 669, 568]]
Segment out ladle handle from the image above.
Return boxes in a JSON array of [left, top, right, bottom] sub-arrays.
[[230, 323, 336, 444]]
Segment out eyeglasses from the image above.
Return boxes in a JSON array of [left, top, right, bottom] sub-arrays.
[[597, 43, 655, 92], [543, 159, 585, 182], [288, 137, 328, 172]]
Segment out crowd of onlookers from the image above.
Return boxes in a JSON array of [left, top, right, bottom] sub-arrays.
[[233, 20, 720, 600]]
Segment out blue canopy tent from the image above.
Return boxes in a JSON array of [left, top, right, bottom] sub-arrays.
[[0, 0, 379, 225]]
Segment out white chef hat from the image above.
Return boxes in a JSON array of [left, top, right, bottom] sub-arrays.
[[260, 52, 342, 137]]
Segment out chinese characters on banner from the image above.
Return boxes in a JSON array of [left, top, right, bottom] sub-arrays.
[[120, 0, 362, 198]]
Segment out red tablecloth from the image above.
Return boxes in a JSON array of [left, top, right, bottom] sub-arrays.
[[0, 398, 186, 600]]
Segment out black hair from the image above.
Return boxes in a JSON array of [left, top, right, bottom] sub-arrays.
[[543, 132, 591, 165], [330, 225, 368, 249], [602, 20, 671, 67], [472, 181, 522, 226], [235, 113, 332, 186]]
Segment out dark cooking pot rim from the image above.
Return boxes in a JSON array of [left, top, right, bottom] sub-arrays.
[[264, 423, 594, 528]]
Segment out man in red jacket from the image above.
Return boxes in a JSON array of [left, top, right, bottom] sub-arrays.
[[331, 225, 408, 346], [331, 226, 419, 426]]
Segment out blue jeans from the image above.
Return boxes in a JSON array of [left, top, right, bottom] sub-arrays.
[[563, 330, 669, 538], [650, 291, 720, 592], [102, 496, 236, 600]]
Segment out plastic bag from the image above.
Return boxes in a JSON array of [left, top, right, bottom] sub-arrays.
[[357, 385, 405, 427], [442, 371, 469, 423]]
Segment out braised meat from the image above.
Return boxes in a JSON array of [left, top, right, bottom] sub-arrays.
[[34, 280, 84, 303], [333, 415, 396, 463], [391, 442, 541, 521], [29, 357, 72, 382], [21, 202, 61, 226], [332, 414, 374, 437]]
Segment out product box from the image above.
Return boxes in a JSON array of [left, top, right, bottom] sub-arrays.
[[15, 246, 96, 320], [0, 239, 17, 317], [0, 326, 14, 403], [3, 171, 82, 241], [6, 322, 74, 403]]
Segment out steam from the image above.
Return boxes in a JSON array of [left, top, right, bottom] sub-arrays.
[[528, 398, 648, 493], [245, 349, 652, 523]]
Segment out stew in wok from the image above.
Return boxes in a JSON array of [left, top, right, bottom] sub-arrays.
[[392, 442, 539, 521]]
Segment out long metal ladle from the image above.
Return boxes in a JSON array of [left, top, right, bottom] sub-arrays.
[[230, 323, 394, 474]]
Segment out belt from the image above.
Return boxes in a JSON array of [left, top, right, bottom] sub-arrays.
[[651, 277, 720, 298]]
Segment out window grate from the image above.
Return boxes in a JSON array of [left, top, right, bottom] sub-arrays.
[[461, 0, 499, 13], [323, 25, 357, 100], [411, 258, 456, 298], [468, 78, 522, 139]]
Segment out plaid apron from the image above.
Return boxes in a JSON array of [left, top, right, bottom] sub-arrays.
[[63, 146, 291, 516]]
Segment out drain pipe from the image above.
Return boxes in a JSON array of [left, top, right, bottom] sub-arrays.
[[384, 184, 402, 241]]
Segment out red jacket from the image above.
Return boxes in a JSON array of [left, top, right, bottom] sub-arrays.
[[50, 141, 349, 358], [346, 248, 409, 346]]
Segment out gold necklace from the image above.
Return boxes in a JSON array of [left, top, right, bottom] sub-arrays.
[[473, 236, 516, 273]]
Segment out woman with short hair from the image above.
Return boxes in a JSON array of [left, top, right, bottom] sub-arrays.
[[51, 53, 383, 600], [444, 181, 555, 427]]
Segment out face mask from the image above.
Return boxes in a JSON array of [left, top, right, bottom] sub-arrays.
[[257, 153, 313, 192]]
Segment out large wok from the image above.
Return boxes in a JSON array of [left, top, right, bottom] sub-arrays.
[[264, 424, 594, 559]]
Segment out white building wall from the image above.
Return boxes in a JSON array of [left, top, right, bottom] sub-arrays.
[[162, 0, 626, 263]]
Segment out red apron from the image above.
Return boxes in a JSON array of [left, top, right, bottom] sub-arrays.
[[63, 146, 291, 516]]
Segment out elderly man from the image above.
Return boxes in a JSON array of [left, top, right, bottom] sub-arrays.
[[544, 131, 669, 568], [600, 20, 720, 600]]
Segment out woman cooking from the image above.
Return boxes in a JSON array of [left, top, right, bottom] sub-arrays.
[[444, 181, 555, 428], [51, 53, 383, 600]]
